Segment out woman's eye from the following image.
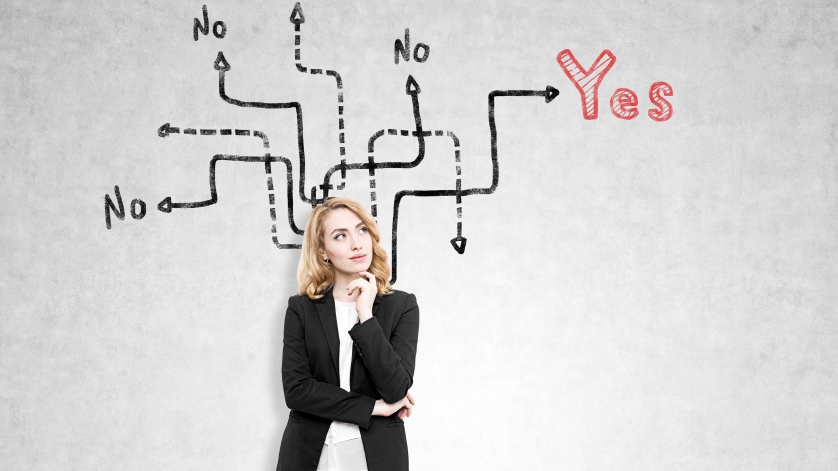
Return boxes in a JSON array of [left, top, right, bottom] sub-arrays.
[[334, 233, 345, 240], [359, 226, 368, 234]]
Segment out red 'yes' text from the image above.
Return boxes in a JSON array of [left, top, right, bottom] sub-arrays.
[[557, 49, 673, 122]]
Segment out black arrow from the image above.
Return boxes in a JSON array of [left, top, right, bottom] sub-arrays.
[[214, 51, 230, 72], [158, 123, 179, 137], [289, 2, 305, 27], [405, 74, 421, 95], [387, 86, 559, 284], [157, 122, 270, 147], [545, 86, 560, 103], [460, 86, 559, 197], [318, 75, 427, 202], [450, 222, 467, 254], [214, 52, 314, 206], [290, 5, 345, 177], [157, 196, 172, 213], [156, 154, 304, 242]]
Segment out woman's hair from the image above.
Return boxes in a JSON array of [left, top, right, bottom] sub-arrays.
[[296, 197, 393, 299]]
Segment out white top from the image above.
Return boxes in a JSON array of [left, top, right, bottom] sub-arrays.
[[324, 300, 363, 444]]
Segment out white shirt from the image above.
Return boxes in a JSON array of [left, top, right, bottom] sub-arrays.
[[324, 300, 363, 444]]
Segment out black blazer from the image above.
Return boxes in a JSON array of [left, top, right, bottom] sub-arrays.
[[276, 287, 419, 471]]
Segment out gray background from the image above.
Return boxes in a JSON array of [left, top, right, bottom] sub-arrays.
[[2, 0, 837, 469]]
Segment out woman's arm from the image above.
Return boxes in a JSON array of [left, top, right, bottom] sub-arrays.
[[348, 293, 419, 404], [281, 297, 376, 428]]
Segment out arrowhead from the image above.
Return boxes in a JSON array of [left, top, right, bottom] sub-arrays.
[[545, 85, 559, 103], [214, 51, 230, 72], [290, 2, 305, 24], [405, 75, 421, 95], [158, 123, 170, 137], [158, 197, 172, 213], [450, 236, 467, 254]]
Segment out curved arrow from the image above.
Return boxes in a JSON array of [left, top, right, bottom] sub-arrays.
[[318, 75, 427, 202], [290, 2, 346, 171], [157, 154, 304, 246], [387, 86, 559, 284], [214, 51, 314, 206]]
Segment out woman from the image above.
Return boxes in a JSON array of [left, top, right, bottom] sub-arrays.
[[277, 197, 419, 471]]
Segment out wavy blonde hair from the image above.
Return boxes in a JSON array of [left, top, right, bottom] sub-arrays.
[[297, 197, 393, 299]]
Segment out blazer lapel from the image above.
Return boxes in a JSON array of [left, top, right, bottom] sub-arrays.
[[315, 287, 341, 380], [316, 287, 385, 382]]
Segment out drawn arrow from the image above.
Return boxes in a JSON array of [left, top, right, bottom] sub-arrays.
[[214, 51, 315, 206], [157, 122, 270, 147], [290, 2, 345, 181], [317, 75, 427, 203], [450, 222, 466, 254], [158, 123, 178, 137], [545, 86, 560, 103], [387, 85, 560, 284], [156, 154, 304, 244], [405, 75, 421, 95], [366, 74, 425, 155], [461, 86, 560, 196], [289, 2, 305, 26], [214, 51, 230, 72], [157, 197, 172, 213]]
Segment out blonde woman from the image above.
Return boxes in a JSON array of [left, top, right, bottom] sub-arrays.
[[276, 197, 419, 471]]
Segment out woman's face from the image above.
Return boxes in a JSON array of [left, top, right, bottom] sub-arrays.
[[320, 207, 373, 279]]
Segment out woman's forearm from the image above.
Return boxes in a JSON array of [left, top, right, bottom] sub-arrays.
[[283, 374, 375, 427], [282, 299, 376, 428], [348, 293, 419, 403]]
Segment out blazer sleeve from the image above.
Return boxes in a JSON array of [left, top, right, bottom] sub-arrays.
[[281, 297, 376, 429], [348, 293, 419, 404]]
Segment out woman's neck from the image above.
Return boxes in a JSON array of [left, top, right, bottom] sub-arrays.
[[332, 273, 361, 302]]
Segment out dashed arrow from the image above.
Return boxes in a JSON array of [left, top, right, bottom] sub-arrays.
[[450, 222, 467, 254], [158, 122, 269, 147], [289, 2, 305, 26], [158, 123, 179, 137], [291, 2, 345, 177]]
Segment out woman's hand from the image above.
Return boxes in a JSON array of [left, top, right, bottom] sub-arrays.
[[372, 392, 414, 418], [397, 391, 415, 419], [346, 270, 376, 323]]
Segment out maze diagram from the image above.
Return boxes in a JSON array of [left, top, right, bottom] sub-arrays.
[[105, 3, 561, 284]]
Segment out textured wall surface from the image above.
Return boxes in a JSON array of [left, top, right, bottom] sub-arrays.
[[1, 0, 837, 469]]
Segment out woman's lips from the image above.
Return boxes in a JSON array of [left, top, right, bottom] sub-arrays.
[[350, 254, 366, 262]]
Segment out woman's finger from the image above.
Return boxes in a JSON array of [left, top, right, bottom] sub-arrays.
[[406, 391, 415, 405], [347, 274, 372, 291], [359, 270, 376, 284]]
